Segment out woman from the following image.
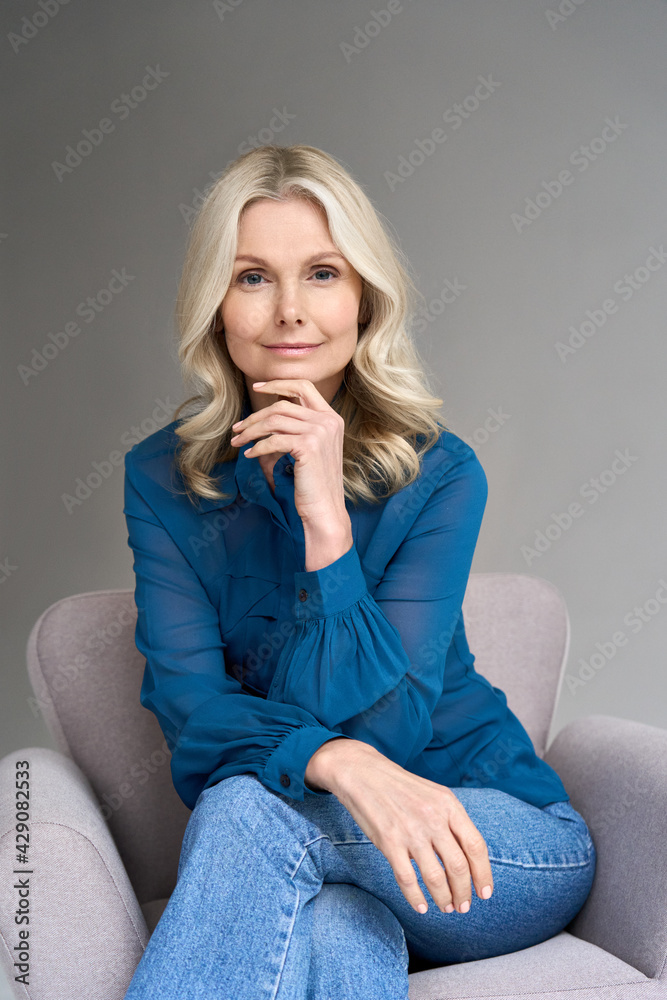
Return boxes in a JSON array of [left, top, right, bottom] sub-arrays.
[[123, 144, 596, 999]]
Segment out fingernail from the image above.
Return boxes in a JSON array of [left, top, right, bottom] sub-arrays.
[[253, 381, 266, 387], [417, 903, 428, 914], [481, 885, 493, 899], [445, 903, 455, 913], [459, 900, 470, 913]]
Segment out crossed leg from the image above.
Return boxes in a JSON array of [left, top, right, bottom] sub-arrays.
[[123, 774, 595, 999]]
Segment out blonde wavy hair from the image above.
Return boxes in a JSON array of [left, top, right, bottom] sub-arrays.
[[171, 143, 448, 508]]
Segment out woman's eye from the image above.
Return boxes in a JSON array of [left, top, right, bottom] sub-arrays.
[[236, 268, 337, 286]]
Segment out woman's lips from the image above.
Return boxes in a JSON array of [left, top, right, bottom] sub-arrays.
[[263, 344, 321, 356]]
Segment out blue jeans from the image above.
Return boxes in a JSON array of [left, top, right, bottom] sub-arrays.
[[124, 773, 596, 999]]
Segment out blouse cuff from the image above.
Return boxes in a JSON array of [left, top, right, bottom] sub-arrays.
[[262, 724, 355, 800], [293, 540, 368, 621]]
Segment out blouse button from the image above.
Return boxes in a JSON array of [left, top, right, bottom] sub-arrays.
[[280, 774, 291, 787], [298, 588, 308, 602], [284, 463, 294, 476]]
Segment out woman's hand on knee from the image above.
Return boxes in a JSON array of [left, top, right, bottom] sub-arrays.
[[320, 741, 494, 915]]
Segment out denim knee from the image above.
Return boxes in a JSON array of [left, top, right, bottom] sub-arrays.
[[312, 884, 409, 973], [193, 774, 266, 815], [178, 775, 268, 875]]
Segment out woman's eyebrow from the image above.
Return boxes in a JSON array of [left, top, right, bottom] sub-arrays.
[[234, 251, 347, 266]]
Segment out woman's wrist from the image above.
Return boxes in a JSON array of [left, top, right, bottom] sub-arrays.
[[302, 518, 353, 572], [305, 737, 378, 794]]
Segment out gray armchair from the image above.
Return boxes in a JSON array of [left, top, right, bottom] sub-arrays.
[[1, 573, 666, 999]]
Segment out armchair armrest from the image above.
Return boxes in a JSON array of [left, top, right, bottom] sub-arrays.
[[0, 746, 148, 999], [544, 713, 667, 979]]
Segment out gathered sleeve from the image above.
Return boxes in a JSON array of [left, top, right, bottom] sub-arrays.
[[266, 446, 488, 765], [123, 449, 353, 811]]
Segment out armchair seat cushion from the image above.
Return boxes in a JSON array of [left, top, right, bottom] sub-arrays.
[[407, 930, 652, 999]]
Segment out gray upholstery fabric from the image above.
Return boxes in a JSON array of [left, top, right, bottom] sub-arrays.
[[462, 573, 570, 758], [0, 747, 148, 999], [407, 931, 653, 999], [24, 588, 191, 905], [0, 574, 664, 999], [544, 714, 667, 981]]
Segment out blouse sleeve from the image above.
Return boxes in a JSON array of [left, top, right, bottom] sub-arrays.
[[123, 449, 355, 810], [266, 445, 488, 765]]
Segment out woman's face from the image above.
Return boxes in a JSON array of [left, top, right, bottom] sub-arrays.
[[219, 196, 364, 414]]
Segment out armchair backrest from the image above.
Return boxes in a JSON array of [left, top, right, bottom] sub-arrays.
[[26, 572, 569, 905], [26, 588, 190, 905], [461, 572, 570, 758]]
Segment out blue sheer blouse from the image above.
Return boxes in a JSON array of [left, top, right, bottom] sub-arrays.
[[123, 397, 569, 812]]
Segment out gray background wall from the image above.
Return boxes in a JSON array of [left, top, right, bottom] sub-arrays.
[[1, 1, 666, 990]]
